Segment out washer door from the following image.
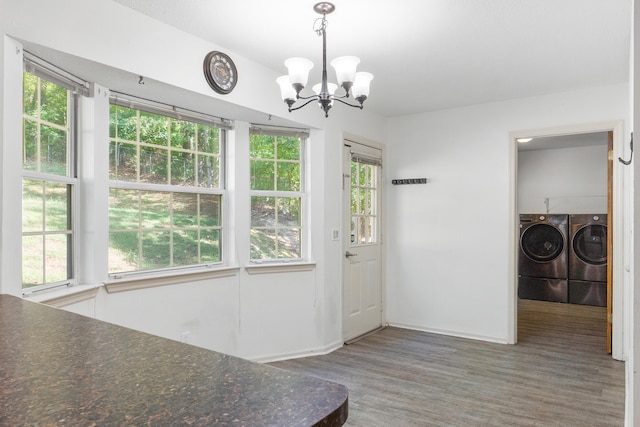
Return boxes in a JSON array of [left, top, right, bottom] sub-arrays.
[[521, 224, 565, 262], [573, 224, 607, 265]]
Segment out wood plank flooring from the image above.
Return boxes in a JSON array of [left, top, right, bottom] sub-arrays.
[[270, 299, 625, 426]]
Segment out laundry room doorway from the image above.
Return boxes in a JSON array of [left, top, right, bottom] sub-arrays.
[[513, 124, 621, 356]]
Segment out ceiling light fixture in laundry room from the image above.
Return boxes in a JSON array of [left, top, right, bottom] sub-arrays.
[[517, 137, 533, 143], [276, 2, 374, 118]]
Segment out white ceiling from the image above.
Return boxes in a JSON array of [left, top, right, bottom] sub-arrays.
[[113, 0, 630, 118]]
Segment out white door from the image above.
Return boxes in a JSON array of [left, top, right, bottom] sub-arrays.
[[342, 141, 383, 342]]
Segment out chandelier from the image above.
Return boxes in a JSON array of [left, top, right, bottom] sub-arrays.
[[276, 2, 373, 118]]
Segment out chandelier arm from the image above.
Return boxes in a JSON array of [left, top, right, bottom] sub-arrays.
[[288, 98, 320, 112], [296, 94, 321, 101], [332, 98, 364, 110]]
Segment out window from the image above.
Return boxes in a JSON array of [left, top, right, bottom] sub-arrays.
[[350, 154, 379, 245], [249, 129, 306, 261], [108, 98, 227, 274], [22, 69, 77, 289]]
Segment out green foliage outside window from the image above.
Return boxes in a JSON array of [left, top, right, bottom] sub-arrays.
[[22, 72, 73, 288], [108, 104, 223, 273], [249, 133, 303, 260]]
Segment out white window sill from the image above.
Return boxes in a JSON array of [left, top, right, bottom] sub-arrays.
[[245, 262, 316, 275], [25, 284, 102, 308], [104, 266, 240, 293]]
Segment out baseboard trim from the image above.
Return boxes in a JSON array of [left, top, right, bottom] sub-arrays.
[[388, 322, 511, 345], [345, 325, 386, 345], [250, 340, 344, 363]]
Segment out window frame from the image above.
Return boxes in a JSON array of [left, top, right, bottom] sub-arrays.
[[248, 126, 308, 264], [107, 94, 230, 276], [21, 54, 86, 295]]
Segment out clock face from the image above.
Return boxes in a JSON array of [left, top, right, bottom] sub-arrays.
[[203, 51, 237, 94]]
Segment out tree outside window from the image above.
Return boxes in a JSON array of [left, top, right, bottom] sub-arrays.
[[249, 133, 304, 261], [108, 103, 224, 273], [22, 72, 75, 288]]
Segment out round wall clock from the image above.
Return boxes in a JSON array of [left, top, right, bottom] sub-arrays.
[[203, 51, 238, 95]]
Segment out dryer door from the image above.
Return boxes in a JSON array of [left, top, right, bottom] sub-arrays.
[[521, 224, 565, 263], [573, 224, 607, 265]]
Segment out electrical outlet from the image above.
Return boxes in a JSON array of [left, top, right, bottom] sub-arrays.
[[179, 331, 190, 344]]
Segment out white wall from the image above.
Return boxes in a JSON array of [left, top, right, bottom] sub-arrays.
[[0, 0, 386, 361], [386, 84, 629, 344], [518, 144, 608, 214]]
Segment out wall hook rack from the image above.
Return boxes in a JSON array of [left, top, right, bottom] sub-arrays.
[[618, 132, 633, 165]]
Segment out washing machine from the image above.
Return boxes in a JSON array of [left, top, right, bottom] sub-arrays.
[[569, 214, 607, 307], [518, 214, 569, 303]]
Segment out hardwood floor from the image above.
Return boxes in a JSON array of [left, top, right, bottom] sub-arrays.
[[270, 299, 625, 426]]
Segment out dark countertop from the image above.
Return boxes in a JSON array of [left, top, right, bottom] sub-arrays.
[[0, 294, 348, 426]]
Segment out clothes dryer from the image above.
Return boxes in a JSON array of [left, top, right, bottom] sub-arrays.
[[569, 214, 607, 307], [518, 214, 569, 303]]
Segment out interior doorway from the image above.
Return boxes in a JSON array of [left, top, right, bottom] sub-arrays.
[[514, 126, 618, 355]]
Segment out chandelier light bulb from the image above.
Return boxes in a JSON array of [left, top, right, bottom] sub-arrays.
[[352, 72, 374, 101], [331, 56, 360, 92], [284, 57, 314, 90], [313, 82, 338, 96], [277, 75, 297, 105]]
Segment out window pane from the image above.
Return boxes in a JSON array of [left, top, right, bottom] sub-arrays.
[[251, 196, 275, 227], [40, 79, 67, 126], [276, 162, 300, 191], [277, 136, 300, 160], [141, 230, 171, 270], [109, 189, 139, 229], [351, 162, 358, 186], [250, 134, 274, 159], [23, 73, 38, 117], [201, 229, 221, 263], [139, 111, 168, 146], [197, 125, 220, 154], [350, 218, 357, 244], [109, 231, 139, 273], [278, 197, 301, 228], [173, 192, 198, 227], [139, 146, 168, 184], [365, 188, 375, 215], [278, 228, 300, 258], [200, 195, 221, 227], [110, 142, 138, 181], [251, 160, 274, 190], [197, 154, 219, 188], [23, 179, 43, 233], [170, 120, 196, 149], [173, 229, 199, 266], [250, 229, 276, 259], [44, 182, 69, 231], [141, 191, 170, 229], [39, 124, 67, 175], [45, 234, 69, 282], [351, 187, 358, 214], [22, 235, 43, 287], [23, 119, 38, 171], [171, 150, 196, 186], [111, 105, 137, 141]]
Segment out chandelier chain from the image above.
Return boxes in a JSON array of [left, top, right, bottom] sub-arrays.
[[314, 16, 328, 37]]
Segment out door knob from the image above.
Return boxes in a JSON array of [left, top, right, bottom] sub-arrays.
[[345, 251, 358, 258]]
